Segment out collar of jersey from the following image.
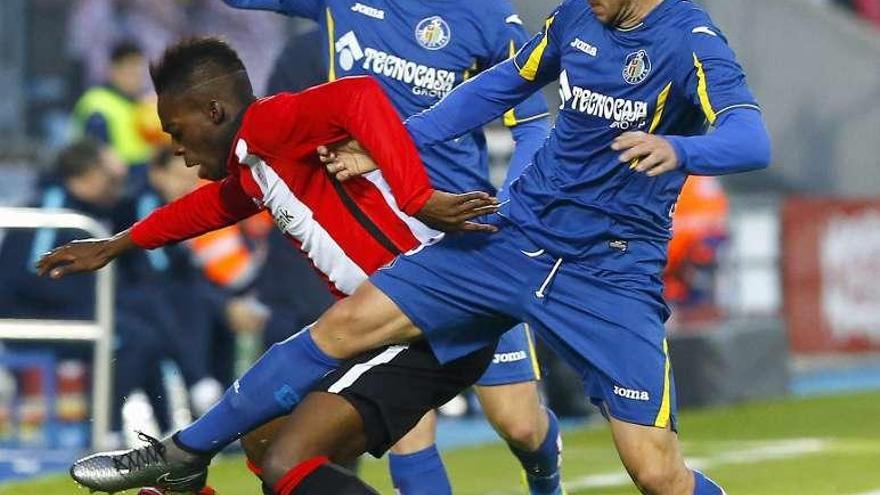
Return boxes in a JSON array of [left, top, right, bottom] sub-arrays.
[[614, 0, 676, 32]]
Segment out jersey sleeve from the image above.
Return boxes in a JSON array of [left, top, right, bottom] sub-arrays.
[[282, 77, 434, 216], [680, 22, 760, 125], [130, 177, 262, 249], [485, 1, 550, 127], [221, 0, 323, 20], [511, 4, 566, 88]]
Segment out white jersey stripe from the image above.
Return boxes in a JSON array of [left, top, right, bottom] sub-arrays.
[[327, 344, 409, 393], [236, 139, 368, 295], [362, 170, 443, 246]]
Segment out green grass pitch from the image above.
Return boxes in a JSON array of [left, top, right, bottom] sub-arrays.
[[3, 391, 879, 494]]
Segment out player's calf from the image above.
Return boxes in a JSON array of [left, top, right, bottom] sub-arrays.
[[610, 419, 697, 495]]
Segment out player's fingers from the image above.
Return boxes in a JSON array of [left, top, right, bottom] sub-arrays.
[[454, 196, 498, 213], [459, 221, 498, 233], [646, 158, 678, 177], [455, 191, 493, 203], [633, 151, 664, 173], [317, 146, 337, 164], [36, 251, 74, 276], [325, 161, 345, 174], [611, 131, 647, 151], [619, 143, 652, 164], [49, 262, 80, 280], [336, 170, 356, 182]]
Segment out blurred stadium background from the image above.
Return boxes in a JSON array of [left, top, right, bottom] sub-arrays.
[[0, 0, 878, 493]]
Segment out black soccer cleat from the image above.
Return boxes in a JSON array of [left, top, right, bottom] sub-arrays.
[[70, 432, 211, 493]]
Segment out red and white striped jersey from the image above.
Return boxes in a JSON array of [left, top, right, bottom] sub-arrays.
[[131, 77, 440, 297]]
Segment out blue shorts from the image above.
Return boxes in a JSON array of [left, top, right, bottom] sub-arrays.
[[476, 324, 540, 387], [372, 222, 677, 430]]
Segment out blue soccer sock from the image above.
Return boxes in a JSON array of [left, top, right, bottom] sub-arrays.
[[510, 408, 563, 495], [388, 445, 452, 495], [176, 327, 339, 453], [693, 470, 725, 494]]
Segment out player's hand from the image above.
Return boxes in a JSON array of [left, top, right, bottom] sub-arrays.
[[417, 190, 500, 233], [317, 139, 378, 181], [612, 131, 680, 177], [36, 230, 134, 279]]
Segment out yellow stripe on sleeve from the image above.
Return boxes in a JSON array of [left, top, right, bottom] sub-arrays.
[[503, 40, 520, 126], [653, 339, 672, 428], [518, 16, 556, 81], [693, 53, 716, 124], [326, 8, 337, 81]]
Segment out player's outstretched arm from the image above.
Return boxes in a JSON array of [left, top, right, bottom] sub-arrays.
[[37, 229, 134, 279], [39, 177, 261, 279], [220, 0, 320, 19], [405, 59, 545, 149]]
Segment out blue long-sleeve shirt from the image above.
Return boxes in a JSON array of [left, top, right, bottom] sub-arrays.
[[223, 0, 550, 194], [407, 0, 771, 279]]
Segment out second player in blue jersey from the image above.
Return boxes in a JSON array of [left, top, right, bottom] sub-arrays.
[[222, 1, 563, 494]]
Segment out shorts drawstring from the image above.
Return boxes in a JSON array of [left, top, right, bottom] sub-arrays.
[[535, 257, 563, 299]]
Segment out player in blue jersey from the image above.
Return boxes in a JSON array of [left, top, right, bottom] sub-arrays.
[[66, 0, 770, 493], [219, 2, 563, 495]]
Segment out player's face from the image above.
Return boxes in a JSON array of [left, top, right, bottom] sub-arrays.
[[587, 0, 630, 24], [157, 93, 230, 181]]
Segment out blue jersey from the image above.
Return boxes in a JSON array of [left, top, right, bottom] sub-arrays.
[[225, 0, 550, 193], [505, 0, 759, 271], [408, 0, 763, 282]]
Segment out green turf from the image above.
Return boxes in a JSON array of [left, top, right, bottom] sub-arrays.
[[3, 391, 879, 494]]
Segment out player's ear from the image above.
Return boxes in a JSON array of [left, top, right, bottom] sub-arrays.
[[208, 100, 225, 125]]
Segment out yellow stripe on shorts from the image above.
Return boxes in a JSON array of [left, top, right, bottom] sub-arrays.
[[653, 338, 672, 428]]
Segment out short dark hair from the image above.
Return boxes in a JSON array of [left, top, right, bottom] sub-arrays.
[[111, 40, 143, 64], [56, 139, 104, 180], [149, 37, 251, 98]]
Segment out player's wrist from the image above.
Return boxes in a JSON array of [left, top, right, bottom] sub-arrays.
[[106, 229, 136, 258]]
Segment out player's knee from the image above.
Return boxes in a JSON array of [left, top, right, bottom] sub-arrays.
[[312, 302, 372, 358], [241, 431, 268, 469], [494, 415, 544, 452]]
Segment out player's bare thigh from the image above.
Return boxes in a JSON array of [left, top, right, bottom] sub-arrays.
[[311, 281, 424, 359]]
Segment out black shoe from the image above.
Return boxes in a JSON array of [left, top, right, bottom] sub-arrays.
[[70, 432, 211, 493]]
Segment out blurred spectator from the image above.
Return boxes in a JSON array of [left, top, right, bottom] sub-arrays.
[[71, 41, 155, 171], [0, 139, 167, 440], [665, 176, 730, 311], [0, 139, 125, 320]]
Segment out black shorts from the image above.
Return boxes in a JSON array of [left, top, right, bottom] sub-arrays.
[[316, 340, 494, 457]]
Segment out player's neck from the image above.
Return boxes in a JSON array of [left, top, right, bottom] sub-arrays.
[[614, 0, 663, 29]]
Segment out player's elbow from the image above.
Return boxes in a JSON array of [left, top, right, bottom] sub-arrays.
[[748, 123, 772, 171]]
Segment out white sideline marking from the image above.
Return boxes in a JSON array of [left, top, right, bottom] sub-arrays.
[[850, 491, 880, 495], [565, 438, 830, 490]]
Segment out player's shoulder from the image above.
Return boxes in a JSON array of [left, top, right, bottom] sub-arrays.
[[239, 92, 300, 151], [664, 1, 728, 42], [461, 0, 524, 27]]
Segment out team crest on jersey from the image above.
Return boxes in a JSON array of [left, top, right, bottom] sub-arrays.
[[415, 16, 451, 50], [622, 49, 651, 85]]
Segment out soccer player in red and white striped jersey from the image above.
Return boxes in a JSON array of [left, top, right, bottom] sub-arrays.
[[41, 38, 500, 494]]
